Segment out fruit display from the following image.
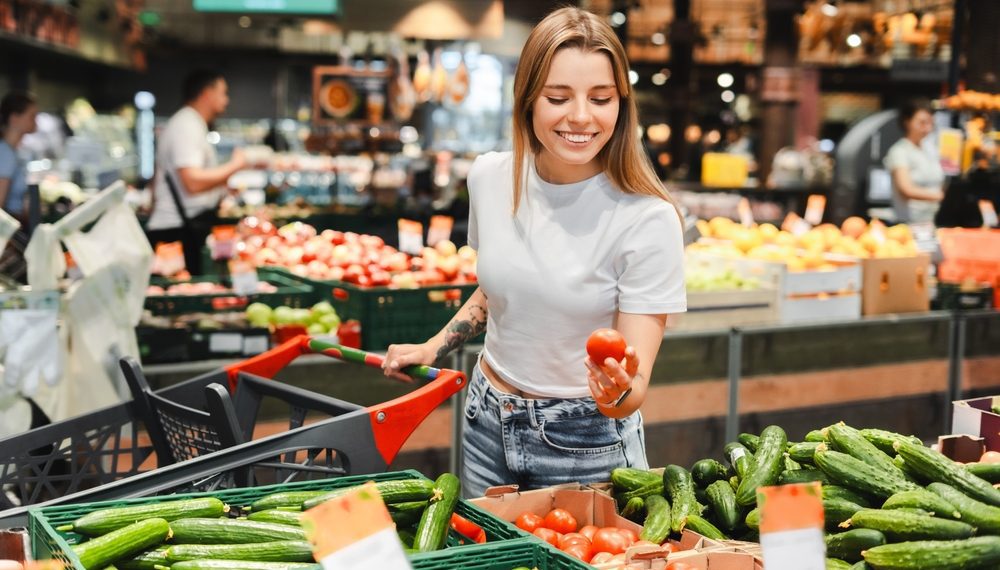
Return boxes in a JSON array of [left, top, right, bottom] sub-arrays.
[[692, 216, 919, 270], [231, 219, 477, 288], [146, 282, 278, 297], [684, 266, 761, 292], [609, 422, 1000, 569], [939, 90, 1000, 113], [245, 301, 341, 337]]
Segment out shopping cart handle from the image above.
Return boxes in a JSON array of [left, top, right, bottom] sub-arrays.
[[223, 335, 438, 391]]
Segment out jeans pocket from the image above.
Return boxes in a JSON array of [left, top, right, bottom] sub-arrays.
[[464, 375, 484, 422], [539, 414, 623, 455]]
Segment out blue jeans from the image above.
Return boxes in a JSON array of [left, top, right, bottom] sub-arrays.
[[460, 363, 648, 499]]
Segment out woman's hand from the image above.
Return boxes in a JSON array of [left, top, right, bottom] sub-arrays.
[[382, 342, 439, 382], [585, 346, 640, 409]]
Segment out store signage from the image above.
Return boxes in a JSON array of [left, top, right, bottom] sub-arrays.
[[312, 66, 392, 126], [889, 59, 949, 82], [397, 219, 424, 255], [193, 0, 338, 15], [426, 215, 454, 246], [738, 198, 754, 228], [803, 195, 826, 226], [758, 482, 825, 570], [939, 128, 963, 176]]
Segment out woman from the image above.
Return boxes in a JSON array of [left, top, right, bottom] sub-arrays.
[[0, 91, 37, 222], [383, 7, 686, 497], [884, 99, 945, 224]]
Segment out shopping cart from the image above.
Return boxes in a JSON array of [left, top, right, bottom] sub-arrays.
[[0, 335, 466, 526]]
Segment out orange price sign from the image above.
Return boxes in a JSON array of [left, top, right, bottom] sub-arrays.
[[397, 219, 424, 255]]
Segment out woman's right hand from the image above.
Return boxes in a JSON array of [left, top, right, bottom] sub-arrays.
[[382, 342, 439, 381]]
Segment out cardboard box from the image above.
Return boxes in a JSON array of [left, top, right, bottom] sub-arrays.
[[603, 548, 761, 570], [780, 292, 861, 323], [470, 484, 642, 535], [952, 396, 1000, 452], [591, 532, 741, 570], [671, 288, 780, 330], [686, 251, 861, 297], [861, 253, 931, 315]]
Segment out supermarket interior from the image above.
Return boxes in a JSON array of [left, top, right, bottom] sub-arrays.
[[1, 0, 1000, 569]]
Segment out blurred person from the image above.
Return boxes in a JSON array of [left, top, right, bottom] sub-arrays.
[[884, 99, 944, 223], [145, 69, 246, 274], [0, 91, 38, 223]]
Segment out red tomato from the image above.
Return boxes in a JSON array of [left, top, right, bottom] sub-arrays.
[[449, 513, 484, 542], [617, 527, 639, 545], [586, 328, 627, 365], [667, 563, 697, 570], [558, 533, 591, 550], [578, 525, 599, 541], [561, 542, 593, 563], [515, 512, 544, 533], [533, 527, 561, 547], [589, 552, 615, 564], [592, 527, 630, 555], [544, 508, 578, 534]]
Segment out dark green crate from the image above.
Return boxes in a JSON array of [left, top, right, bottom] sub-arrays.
[[145, 268, 314, 316], [269, 268, 480, 350], [30, 470, 525, 569], [933, 282, 994, 311], [411, 538, 591, 570]]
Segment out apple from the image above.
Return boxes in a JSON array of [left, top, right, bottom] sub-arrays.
[[437, 256, 460, 281], [292, 308, 312, 326], [328, 266, 345, 281], [307, 323, 327, 335], [343, 264, 365, 284], [360, 235, 385, 249], [332, 244, 351, 264], [307, 260, 327, 278], [356, 274, 372, 287], [246, 302, 273, 325], [435, 239, 457, 257], [291, 264, 308, 277], [273, 306, 295, 325], [385, 252, 409, 272], [369, 270, 391, 287], [312, 300, 336, 316], [457, 245, 477, 261], [319, 312, 341, 332], [344, 232, 360, 244]]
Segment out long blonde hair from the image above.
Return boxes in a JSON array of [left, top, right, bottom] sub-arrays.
[[511, 7, 679, 216]]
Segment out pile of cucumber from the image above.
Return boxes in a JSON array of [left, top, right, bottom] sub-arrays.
[[55, 475, 461, 570], [611, 422, 1000, 570]]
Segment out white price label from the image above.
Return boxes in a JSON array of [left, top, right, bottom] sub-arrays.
[[209, 333, 243, 354], [980, 200, 998, 228], [231, 268, 260, 296], [318, 527, 412, 570], [761, 527, 826, 570], [242, 335, 270, 355]]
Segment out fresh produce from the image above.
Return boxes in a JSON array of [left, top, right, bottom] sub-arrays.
[[881, 489, 960, 519], [825, 529, 886, 563], [704, 481, 739, 532], [822, 486, 871, 507], [895, 440, 1000, 507], [412, 473, 461, 552], [966, 461, 1000, 483], [71, 518, 171, 570], [302, 479, 435, 510], [826, 423, 907, 480], [249, 491, 326, 513], [663, 465, 699, 533], [611, 467, 662, 491], [586, 328, 626, 366], [168, 519, 306, 544], [858, 429, 921, 456], [788, 442, 821, 464], [620, 497, 645, 522], [691, 459, 730, 488], [58, 498, 226, 536], [735, 425, 787, 506], [169, 562, 320, 570], [862, 536, 1000, 570], [927, 482, 1000, 535], [826, 559, 853, 570], [779, 468, 828, 485], [723, 442, 753, 480], [164, 542, 314, 564], [639, 495, 671, 544], [681, 515, 725, 540], [844, 509, 975, 541], [823, 499, 866, 531], [814, 447, 917, 499], [116, 547, 169, 570], [245, 510, 303, 526], [449, 512, 486, 543]]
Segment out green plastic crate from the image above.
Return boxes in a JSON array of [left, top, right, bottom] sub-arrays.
[[145, 268, 314, 316], [411, 538, 592, 570], [30, 470, 524, 569]]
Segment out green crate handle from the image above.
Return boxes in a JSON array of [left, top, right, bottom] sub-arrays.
[[223, 334, 439, 391]]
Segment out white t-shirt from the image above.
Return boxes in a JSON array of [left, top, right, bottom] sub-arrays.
[[469, 151, 687, 398], [146, 106, 224, 230], [883, 137, 944, 224]]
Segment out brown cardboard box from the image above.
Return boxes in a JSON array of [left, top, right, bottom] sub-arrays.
[[602, 548, 761, 570], [469, 484, 642, 535], [861, 253, 931, 315]]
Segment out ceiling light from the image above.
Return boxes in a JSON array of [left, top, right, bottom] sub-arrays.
[[846, 33, 862, 48], [610, 11, 627, 27], [651, 32, 666, 46], [238, 16, 251, 28], [717, 73, 734, 88], [628, 70, 639, 85], [721, 90, 735, 103], [821, 2, 838, 17], [651, 72, 667, 86]]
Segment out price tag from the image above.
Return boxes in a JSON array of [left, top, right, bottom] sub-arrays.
[[154, 242, 186, 276], [980, 200, 999, 228], [397, 219, 424, 256], [209, 333, 243, 354], [759, 482, 826, 570], [210, 225, 238, 261], [738, 197, 755, 228], [301, 482, 412, 570], [782, 212, 811, 236], [803, 195, 827, 226], [229, 260, 259, 296], [426, 215, 454, 247], [243, 335, 270, 355]]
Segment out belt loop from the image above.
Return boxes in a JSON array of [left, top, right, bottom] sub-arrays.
[[527, 400, 540, 428]]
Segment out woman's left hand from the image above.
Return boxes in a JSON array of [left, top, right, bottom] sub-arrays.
[[585, 346, 640, 408]]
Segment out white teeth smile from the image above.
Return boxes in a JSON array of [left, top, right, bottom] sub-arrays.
[[558, 132, 596, 143]]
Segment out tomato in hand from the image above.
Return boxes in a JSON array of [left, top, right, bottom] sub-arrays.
[[561, 542, 593, 563], [586, 328, 627, 365], [544, 508, 578, 534], [533, 527, 561, 547], [578, 525, 599, 541], [515, 512, 544, 533], [592, 527, 630, 555]]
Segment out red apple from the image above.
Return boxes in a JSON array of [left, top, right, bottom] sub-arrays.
[[369, 271, 391, 286]]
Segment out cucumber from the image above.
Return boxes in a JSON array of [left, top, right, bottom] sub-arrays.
[[882, 489, 961, 520], [302, 479, 436, 511], [412, 473, 460, 552], [72, 518, 171, 570], [822, 486, 871, 508], [621, 497, 646, 523], [928, 482, 1000, 534], [788, 442, 821, 464], [615, 481, 664, 506], [894, 440, 1000, 507], [784, 456, 802, 472], [891, 455, 926, 484], [248, 492, 328, 513], [850, 563, 872, 570], [814, 448, 917, 499], [724, 442, 754, 480], [170, 563, 319, 570], [744, 508, 759, 531], [738, 433, 760, 453], [682, 514, 726, 540], [845, 509, 975, 541], [397, 528, 415, 549], [728, 476, 740, 493], [691, 459, 731, 488], [827, 559, 853, 570], [117, 548, 168, 570], [388, 501, 430, 528], [735, 425, 787, 507], [827, 423, 907, 481], [965, 462, 1000, 484], [246, 511, 302, 526], [165, 542, 314, 564], [639, 495, 671, 543], [61, 498, 226, 536], [862, 536, 1000, 570], [705, 480, 740, 532], [825, 529, 886, 563], [805, 430, 828, 443], [780, 467, 829, 485], [824, 499, 865, 532], [858, 429, 921, 456], [611, 467, 662, 491], [169, 519, 305, 544], [886, 508, 932, 517], [664, 465, 699, 533]]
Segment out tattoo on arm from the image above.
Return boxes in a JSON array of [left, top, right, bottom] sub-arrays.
[[435, 303, 488, 363]]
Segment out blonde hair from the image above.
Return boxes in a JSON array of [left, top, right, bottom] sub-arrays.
[[511, 7, 680, 216]]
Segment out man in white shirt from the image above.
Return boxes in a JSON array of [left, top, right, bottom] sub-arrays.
[[145, 69, 246, 274]]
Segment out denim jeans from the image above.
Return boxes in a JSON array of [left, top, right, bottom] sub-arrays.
[[460, 362, 648, 499]]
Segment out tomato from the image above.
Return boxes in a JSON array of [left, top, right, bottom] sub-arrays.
[[558, 533, 590, 549], [666, 563, 697, 570], [515, 512, 544, 533], [592, 527, 630, 555], [589, 552, 615, 564], [449, 513, 484, 542], [586, 328, 627, 365], [578, 525, 599, 541], [617, 527, 639, 545], [561, 542, 593, 563], [543, 508, 578, 534], [533, 527, 561, 547], [981, 451, 1000, 464]]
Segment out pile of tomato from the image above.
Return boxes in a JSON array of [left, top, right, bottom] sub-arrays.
[[513, 508, 691, 567]]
